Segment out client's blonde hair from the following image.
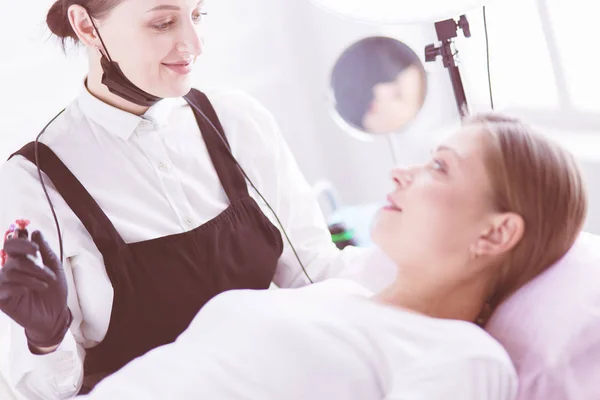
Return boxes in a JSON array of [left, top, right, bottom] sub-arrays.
[[465, 113, 588, 313]]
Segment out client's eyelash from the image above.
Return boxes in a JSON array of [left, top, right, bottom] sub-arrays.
[[431, 158, 447, 173]]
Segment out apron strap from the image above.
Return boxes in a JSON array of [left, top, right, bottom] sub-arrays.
[[9, 143, 135, 290], [184, 89, 250, 201]]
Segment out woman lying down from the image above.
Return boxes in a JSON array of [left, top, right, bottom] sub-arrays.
[[79, 114, 587, 400]]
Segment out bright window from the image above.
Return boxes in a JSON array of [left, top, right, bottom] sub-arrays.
[[484, 0, 560, 109], [546, 0, 600, 112], [460, 0, 598, 131]]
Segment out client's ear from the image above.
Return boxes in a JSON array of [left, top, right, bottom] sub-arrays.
[[473, 212, 525, 257]]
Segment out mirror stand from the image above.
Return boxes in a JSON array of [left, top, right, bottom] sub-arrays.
[[425, 15, 472, 117]]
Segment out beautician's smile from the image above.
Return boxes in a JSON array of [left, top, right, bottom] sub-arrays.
[[162, 60, 195, 75]]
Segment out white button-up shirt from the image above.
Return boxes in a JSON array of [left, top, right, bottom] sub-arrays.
[[0, 85, 365, 400]]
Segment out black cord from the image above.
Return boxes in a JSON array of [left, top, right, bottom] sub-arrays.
[[184, 97, 314, 284], [89, 16, 113, 61], [483, 5, 494, 110], [34, 109, 67, 264], [385, 135, 398, 166]]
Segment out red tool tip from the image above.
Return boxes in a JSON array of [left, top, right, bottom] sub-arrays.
[[15, 219, 30, 230]]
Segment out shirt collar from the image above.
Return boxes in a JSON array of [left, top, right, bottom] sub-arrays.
[[76, 80, 179, 139], [143, 96, 178, 129]]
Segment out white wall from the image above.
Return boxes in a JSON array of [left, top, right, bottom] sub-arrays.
[[0, 1, 87, 157]]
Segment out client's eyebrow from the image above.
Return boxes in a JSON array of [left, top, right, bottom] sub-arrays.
[[435, 145, 462, 159]]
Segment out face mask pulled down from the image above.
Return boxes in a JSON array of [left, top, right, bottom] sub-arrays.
[[90, 15, 162, 107]]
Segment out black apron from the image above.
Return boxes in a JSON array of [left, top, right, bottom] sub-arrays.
[[10, 89, 284, 392]]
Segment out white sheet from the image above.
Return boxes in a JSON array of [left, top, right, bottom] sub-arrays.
[[79, 280, 517, 400]]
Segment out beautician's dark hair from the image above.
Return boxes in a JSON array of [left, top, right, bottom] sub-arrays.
[[47, 0, 124, 48]]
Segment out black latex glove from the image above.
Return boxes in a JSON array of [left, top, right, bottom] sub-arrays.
[[0, 231, 72, 349]]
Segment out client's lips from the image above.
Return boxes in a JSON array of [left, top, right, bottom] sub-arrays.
[[384, 194, 402, 212]]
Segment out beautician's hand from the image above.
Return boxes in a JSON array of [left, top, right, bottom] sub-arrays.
[[0, 231, 72, 352]]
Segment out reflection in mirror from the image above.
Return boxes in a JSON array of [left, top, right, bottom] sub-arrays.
[[330, 36, 427, 136]]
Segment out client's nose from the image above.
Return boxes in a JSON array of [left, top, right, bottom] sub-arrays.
[[390, 167, 413, 189]]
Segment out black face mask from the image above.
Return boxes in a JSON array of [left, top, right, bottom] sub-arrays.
[[90, 17, 162, 107]]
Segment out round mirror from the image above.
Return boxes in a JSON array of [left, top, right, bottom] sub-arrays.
[[330, 36, 427, 136]]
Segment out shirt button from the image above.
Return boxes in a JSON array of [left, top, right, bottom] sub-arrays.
[[185, 217, 193, 226], [158, 161, 169, 171]]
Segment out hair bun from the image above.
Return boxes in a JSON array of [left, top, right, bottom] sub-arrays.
[[46, 1, 77, 41]]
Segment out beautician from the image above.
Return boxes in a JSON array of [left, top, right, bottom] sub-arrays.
[[0, 0, 368, 398]]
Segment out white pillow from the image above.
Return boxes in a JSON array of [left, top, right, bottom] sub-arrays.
[[486, 232, 600, 400]]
